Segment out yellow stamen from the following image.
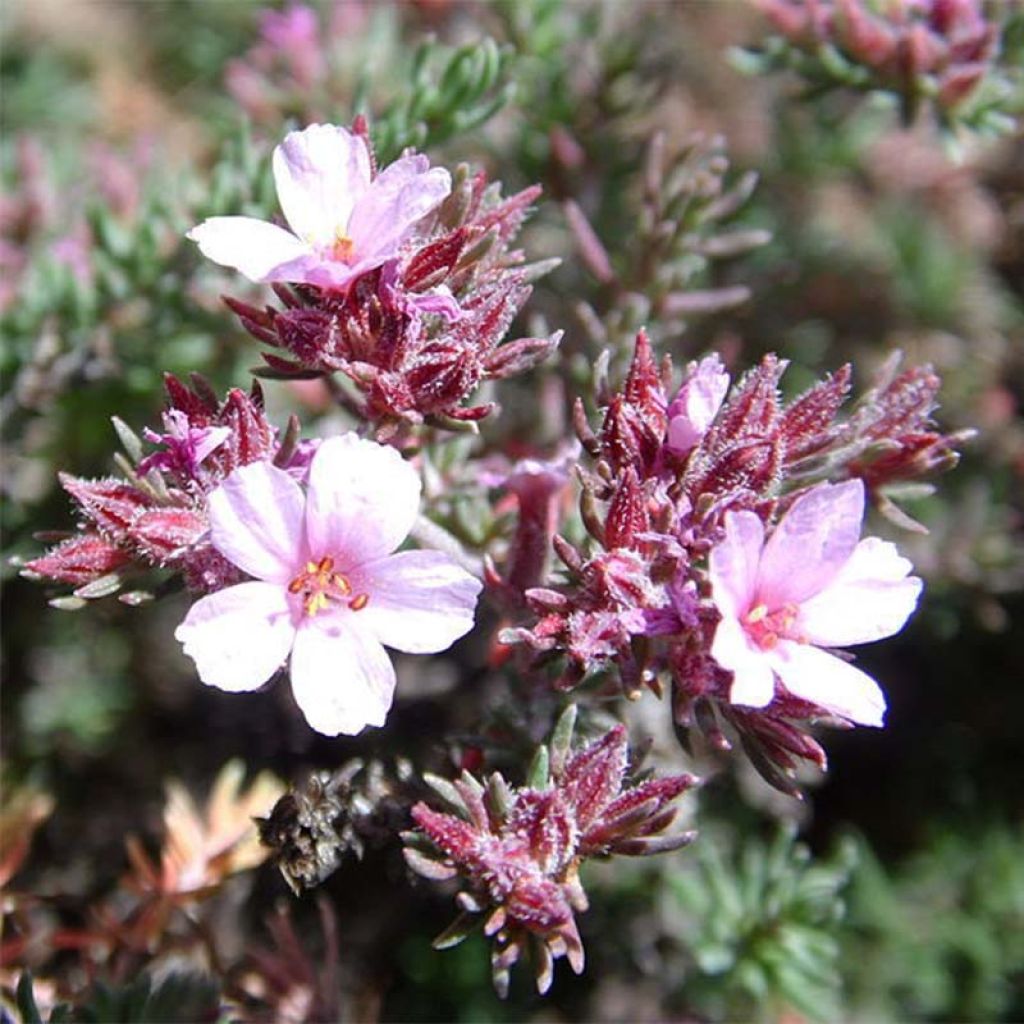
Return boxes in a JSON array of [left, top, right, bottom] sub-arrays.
[[747, 604, 768, 623], [743, 601, 801, 650], [331, 232, 355, 263], [287, 555, 366, 617]]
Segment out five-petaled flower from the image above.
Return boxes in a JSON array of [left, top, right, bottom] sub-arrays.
[[708, 479, 921, 725], [187, 123, 451, 290], [175, 434, 481, 735]]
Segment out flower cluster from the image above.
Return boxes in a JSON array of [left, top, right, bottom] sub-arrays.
[[750, 0, 1009, 131], [24, 390, 481, 737], [216, 123, 559, 432], [404, 708, 697, 996], [226, 4, 345, 123], [22, 376, 298, 597], [18, 103, 971, 1008], [0, 136, 150, 313], [508, 332, 963, 789]]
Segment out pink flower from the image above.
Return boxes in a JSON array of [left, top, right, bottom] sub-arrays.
[[187, 124, 451, 290], [174, 434, 481, 735], [665, 354, 730, 455], [139, 410, 231, 478], [708, 479, 921, 725]]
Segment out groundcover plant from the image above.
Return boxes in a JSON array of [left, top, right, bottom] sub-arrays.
[[3, 1, 1023, 1021]]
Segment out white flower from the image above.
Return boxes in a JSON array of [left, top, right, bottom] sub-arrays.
[[175, 434, 481, 735], [187, 123, 451, 290]]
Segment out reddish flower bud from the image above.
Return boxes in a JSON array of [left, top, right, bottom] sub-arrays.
[[689, 437, 784, 507], [21, 533, 131, 585], [403, 228, 466, 290], [604, 468, 649, 549], [163, 372, 218, 422], [711, 355, 784, 442], [837, 0, 898, 66], [129, 507, 208, 563], [623, 330, 667, 424], [59, 474, 151, 533], [938, 62, 987, 107], [780, 364, 852, 462]]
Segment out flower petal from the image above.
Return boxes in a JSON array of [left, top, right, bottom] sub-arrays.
[[758, 480, 864, 607], [295, 259, 364, 290], [305, 434, 420, 567], [187, 217, 312, 282], [272, 124, 371, 246], [192, 425, 231, 466], [348, 156, 451, 262], [712, 612, 775, 707], [405, 285, 462, 321], [798, 537, 922, 647], [767, 640, 886, 726], [259, 251, 333, 285], [666, 354, 729, 454], [208, 462, 307, 583], [175, 582, 294, 692], [355, 550, 481, 653], [708, 510, 764, 618], [289, 617, 396, 735]]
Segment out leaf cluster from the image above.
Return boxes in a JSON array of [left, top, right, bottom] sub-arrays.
[[664, 826, 856, 1021]]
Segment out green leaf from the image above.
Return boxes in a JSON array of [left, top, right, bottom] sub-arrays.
[[549, 704, 578, 777], [526, 744, 550, 790]]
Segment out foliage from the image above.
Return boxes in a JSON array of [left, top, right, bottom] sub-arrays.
[[665, 827, 856, 1022], [2, 1, 1021, 1021], [843, 824, 1024, 1021]]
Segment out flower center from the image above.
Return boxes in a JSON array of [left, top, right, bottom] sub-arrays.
[[287, 556, 369, 617], [330, 230, 355, 263], [743, 602, 801, 650]]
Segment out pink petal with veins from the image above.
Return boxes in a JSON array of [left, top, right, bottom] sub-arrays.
[[708, 509, 763, 618], [798, 536, 922, 646], [757, 479, 864, 606], [175, 582, 295, 692], [290, 616, 396, 735], [187, 217, 313, 282], [304, 434, 420, 567], [208, 461, 307, 583], [273, 123, 371, 245], [355, 549, 481, 653], [767, 640, 886, 726], [349, 156, 451, 262], [711, 611, 776, 707]]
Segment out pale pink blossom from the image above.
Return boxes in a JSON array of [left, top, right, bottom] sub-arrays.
[[665, 354, 730, 455], [175, 434, 481, 735], [708, 479, 921, 725], [187, 124, 451, 290]]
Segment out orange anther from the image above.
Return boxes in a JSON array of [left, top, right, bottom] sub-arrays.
[[288, 555, 355, 617], [331, 234, 355, 263]]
